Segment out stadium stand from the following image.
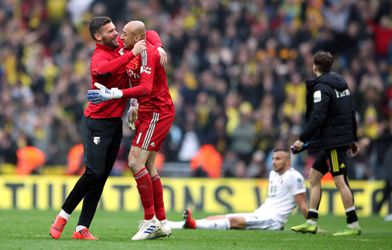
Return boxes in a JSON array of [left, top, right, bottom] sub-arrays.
[[0, 0, 391, 180]]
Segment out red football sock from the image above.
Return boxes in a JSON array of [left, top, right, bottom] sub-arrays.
[[134, 168, 155, 220], [151, 175, 166, 221]]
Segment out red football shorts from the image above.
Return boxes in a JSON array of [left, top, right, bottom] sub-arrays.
[[132, 110, 175, 151]]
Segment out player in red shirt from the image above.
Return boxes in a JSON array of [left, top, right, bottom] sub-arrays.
[[50, 16, 164, 241], [87, 21, 175, 240]]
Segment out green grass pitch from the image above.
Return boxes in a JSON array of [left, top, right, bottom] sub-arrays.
[[0, 209, 391, 250]]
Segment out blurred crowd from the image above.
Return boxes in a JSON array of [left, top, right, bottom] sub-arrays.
[[0, 0, 392, 180]]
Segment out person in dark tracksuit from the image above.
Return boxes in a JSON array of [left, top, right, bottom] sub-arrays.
[[49, 16, 147, 240], [290, 51, 361, 236]]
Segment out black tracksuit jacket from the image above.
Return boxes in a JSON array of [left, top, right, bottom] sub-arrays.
[[299, 72, 357, 151]]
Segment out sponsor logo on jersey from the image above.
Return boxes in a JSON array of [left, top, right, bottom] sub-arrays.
[[335, 89, 350, 98], [127, 68, 140, 79]]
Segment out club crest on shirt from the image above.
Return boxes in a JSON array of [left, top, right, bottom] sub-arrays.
[[297, 177, 304, 188], [313, 90, 321, 103], [133, 61, 139, 69], [128, 60, 139, 70], [93, 136, 101, 145], [127, 58, 141, 79]]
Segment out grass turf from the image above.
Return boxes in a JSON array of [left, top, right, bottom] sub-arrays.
[[0, 209, 391, 250]]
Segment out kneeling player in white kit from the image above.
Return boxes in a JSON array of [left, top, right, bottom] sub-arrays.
[[168, 148, 308, 231]]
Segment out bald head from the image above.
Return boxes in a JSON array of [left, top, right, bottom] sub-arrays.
[[124, 21, 145, 35], [121, 20, 146, 49]]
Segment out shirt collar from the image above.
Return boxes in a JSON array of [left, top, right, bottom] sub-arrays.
[[96, 43, 118, 52]]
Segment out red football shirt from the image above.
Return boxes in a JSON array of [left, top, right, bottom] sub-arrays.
[[124, 41, 174, 113], [84, 31, 163, 118], [84, 43, 134, 118]]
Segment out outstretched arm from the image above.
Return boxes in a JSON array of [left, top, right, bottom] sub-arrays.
[[86, 80, 150, 104]]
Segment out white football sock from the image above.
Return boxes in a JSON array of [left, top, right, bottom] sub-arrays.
[[166, 221, 184, 229], [196, 218, 230, 230], [345, 206, 355, 212], [59, 210, 70, 221], [76, 225, 87, 232], [348, 221, 359, 229], [306, 219, 317, 225]]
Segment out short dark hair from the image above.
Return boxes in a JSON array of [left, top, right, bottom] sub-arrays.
[[273, 148, 290, 153], [272, 148, 291, 160], [313, 51, 334, 73], [89, 16, 112, 40]]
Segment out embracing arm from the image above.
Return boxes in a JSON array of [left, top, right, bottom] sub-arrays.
[[121, 49, 157, 98], [121, 84, 151, 98], [146, 30, 163, 48], [87, 77, 152, 103], [92, 40, 146, 77], [91, 51, 135, 77], [87, 48, 157, 103], [147, 30, 167, 66]]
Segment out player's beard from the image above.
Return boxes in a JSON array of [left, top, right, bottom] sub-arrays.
[[102, 36, 119, 49]]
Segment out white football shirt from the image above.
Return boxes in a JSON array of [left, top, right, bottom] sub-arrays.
[[254, 168, 306, 224]]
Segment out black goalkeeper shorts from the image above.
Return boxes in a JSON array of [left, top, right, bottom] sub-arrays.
[[312, 146, 349, 177], [81, 115, 123, 174]]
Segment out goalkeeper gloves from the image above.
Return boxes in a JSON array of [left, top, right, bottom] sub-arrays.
[[87, 82, 123, 104]]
